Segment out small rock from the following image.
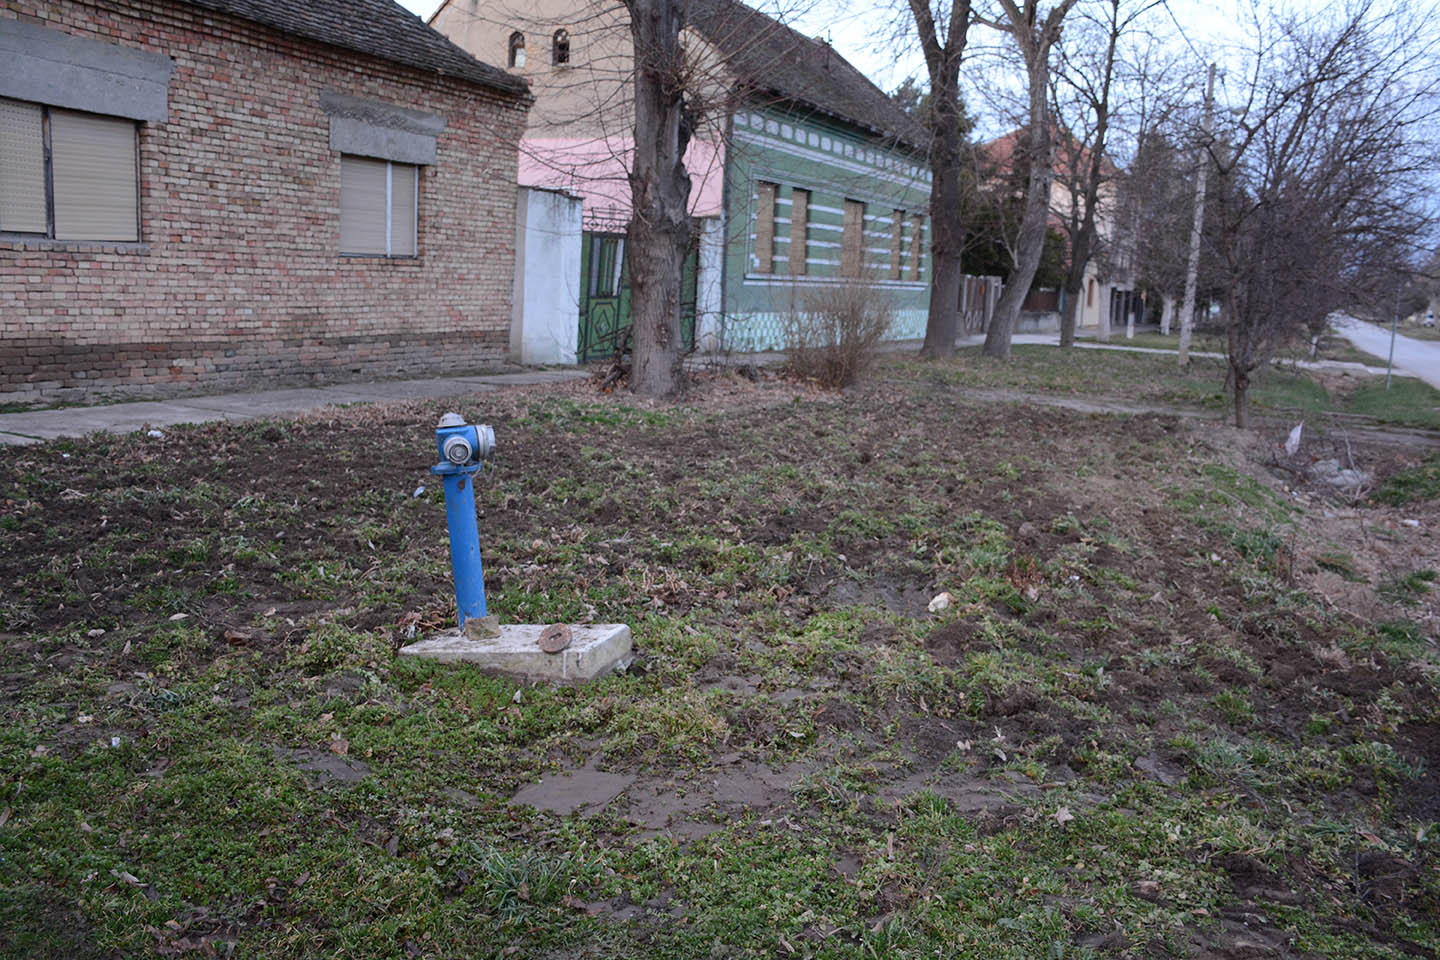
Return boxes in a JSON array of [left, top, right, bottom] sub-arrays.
[[927, 592, 954, 613]]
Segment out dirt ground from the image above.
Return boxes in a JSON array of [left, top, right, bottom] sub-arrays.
[[2, 362, 1438, 958]]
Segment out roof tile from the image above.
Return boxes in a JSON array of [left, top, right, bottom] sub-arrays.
[[184, 0, 530, 97]]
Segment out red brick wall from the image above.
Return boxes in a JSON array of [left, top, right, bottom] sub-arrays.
[[0, 0, 529, 403]]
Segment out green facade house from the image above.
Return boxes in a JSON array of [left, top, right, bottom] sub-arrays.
[[433, 0, 932, 358]]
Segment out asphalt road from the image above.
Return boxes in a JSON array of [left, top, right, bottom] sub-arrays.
[[1331, 314, 1440, 390]]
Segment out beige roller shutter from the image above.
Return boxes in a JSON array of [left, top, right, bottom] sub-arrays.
[[0, 98, 47, 234], [389, 163, 417, 257], [909, 214, 924, 281], [842, 199, 865, 278], [340, 156, 388, 254], [51, 109, 138, 242], [788, 188, 808, 276], [889, 209, 904, 280]]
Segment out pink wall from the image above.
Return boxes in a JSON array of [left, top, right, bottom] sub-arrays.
[[517, 135, 726, 222]]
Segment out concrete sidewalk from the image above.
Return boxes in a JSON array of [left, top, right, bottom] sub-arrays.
[[0, 370, 590, 446]]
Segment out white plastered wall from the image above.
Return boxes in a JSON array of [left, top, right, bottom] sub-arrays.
[[511, 186, 583, 364]]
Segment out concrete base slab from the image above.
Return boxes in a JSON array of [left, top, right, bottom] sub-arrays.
[[398, 623, 631, 683]]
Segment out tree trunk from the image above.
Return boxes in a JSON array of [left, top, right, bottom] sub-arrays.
[[625, 0, 692, 398], [1058, 231, 1091, 349], [1178, 63, 1216, 369], [1060, 277, 1082, 347], [982, 41, 1054, 359], [920, 100, 965, 358], [1160, 295, 1174, 335], [911, 0, 973, 360], [1233, 367, 1250, 428], [984, 118, 1054, 358]]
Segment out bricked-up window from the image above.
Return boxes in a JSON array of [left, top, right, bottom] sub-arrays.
[[753, 181, 777, 274], [788, 188, 809, 276], [841, 199, 866, 277], [340, 156, 417, 257], [0, 97, 139, 242], [889, 208, 904, 280], [508, 31, 526, 68], [908, 214, 925, 281]]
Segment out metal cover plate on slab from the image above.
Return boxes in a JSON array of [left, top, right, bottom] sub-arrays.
[[398, 624, 632, 683]]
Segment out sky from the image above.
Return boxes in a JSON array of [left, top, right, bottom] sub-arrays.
[[402, 0, 1246, 94]]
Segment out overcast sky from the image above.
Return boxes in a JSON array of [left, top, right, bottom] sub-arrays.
[[401, 0, 1267, 123]]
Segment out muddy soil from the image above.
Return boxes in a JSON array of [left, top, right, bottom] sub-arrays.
[[4, 368, 1439, 957]]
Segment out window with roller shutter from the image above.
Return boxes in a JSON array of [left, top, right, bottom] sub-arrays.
[[0, 96, 139, 242], [339, 155, 418, 258]]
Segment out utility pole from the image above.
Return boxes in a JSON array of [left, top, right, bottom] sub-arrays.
[[1177, 63, 1215, 368], [1386, 279, 1402, 390]]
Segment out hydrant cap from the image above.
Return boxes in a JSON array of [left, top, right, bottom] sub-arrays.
[[437, 412, 466, 428]]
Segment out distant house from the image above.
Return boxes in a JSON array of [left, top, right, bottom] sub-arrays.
[[432, 0, 932, 357], [0, 0, 531, 404]]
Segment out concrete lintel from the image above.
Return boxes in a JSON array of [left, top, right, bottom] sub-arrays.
[[0, 20, 172, 122], [398, 624, 632, 683], [321, 91, 445, 165]]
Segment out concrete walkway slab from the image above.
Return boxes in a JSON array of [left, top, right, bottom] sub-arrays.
[[0, 368, 590, 446]]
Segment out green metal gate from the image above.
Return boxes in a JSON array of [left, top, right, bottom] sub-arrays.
[[578, 231, 699, 363]]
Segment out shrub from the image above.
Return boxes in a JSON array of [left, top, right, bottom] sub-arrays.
[[783, 282, 895, 388]]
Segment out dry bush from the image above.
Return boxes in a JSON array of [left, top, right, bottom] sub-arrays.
[[784, 282, 896, 389]]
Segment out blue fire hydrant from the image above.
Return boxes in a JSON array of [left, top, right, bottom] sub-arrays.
[[432, 412, 496, 633]]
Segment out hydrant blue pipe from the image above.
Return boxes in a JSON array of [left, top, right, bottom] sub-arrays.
[[432, 413, 495, 631], [440, 467, 487, 625]]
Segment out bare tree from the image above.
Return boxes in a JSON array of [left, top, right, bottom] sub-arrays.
[[1118, 124, 1205, 334], [1206, 0, 1440, 427], [978, 0, 1080, 359], [904, 0, 976, 359], [622, 0, 693, 397], [1049, 0, 1118, 348], [1048, 0, 1176, 347]]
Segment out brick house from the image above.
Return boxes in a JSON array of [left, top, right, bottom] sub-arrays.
[[0, 0, 531, 403]]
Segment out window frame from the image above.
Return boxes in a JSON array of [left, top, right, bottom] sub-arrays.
[[507, 31, 526, 68], [752, 180, 778, 275], [0, 97, 141, 244], [552, 28, 571, 66], [338, 155, 420, 260]]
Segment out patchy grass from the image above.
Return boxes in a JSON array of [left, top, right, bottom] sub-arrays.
[[891, 345, 1439, 429], [1348, 379, 1440, 430], [1372, 454, 1440, 506], [2, 369, 1438, 958], [1078, 328, 1388, 366]]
